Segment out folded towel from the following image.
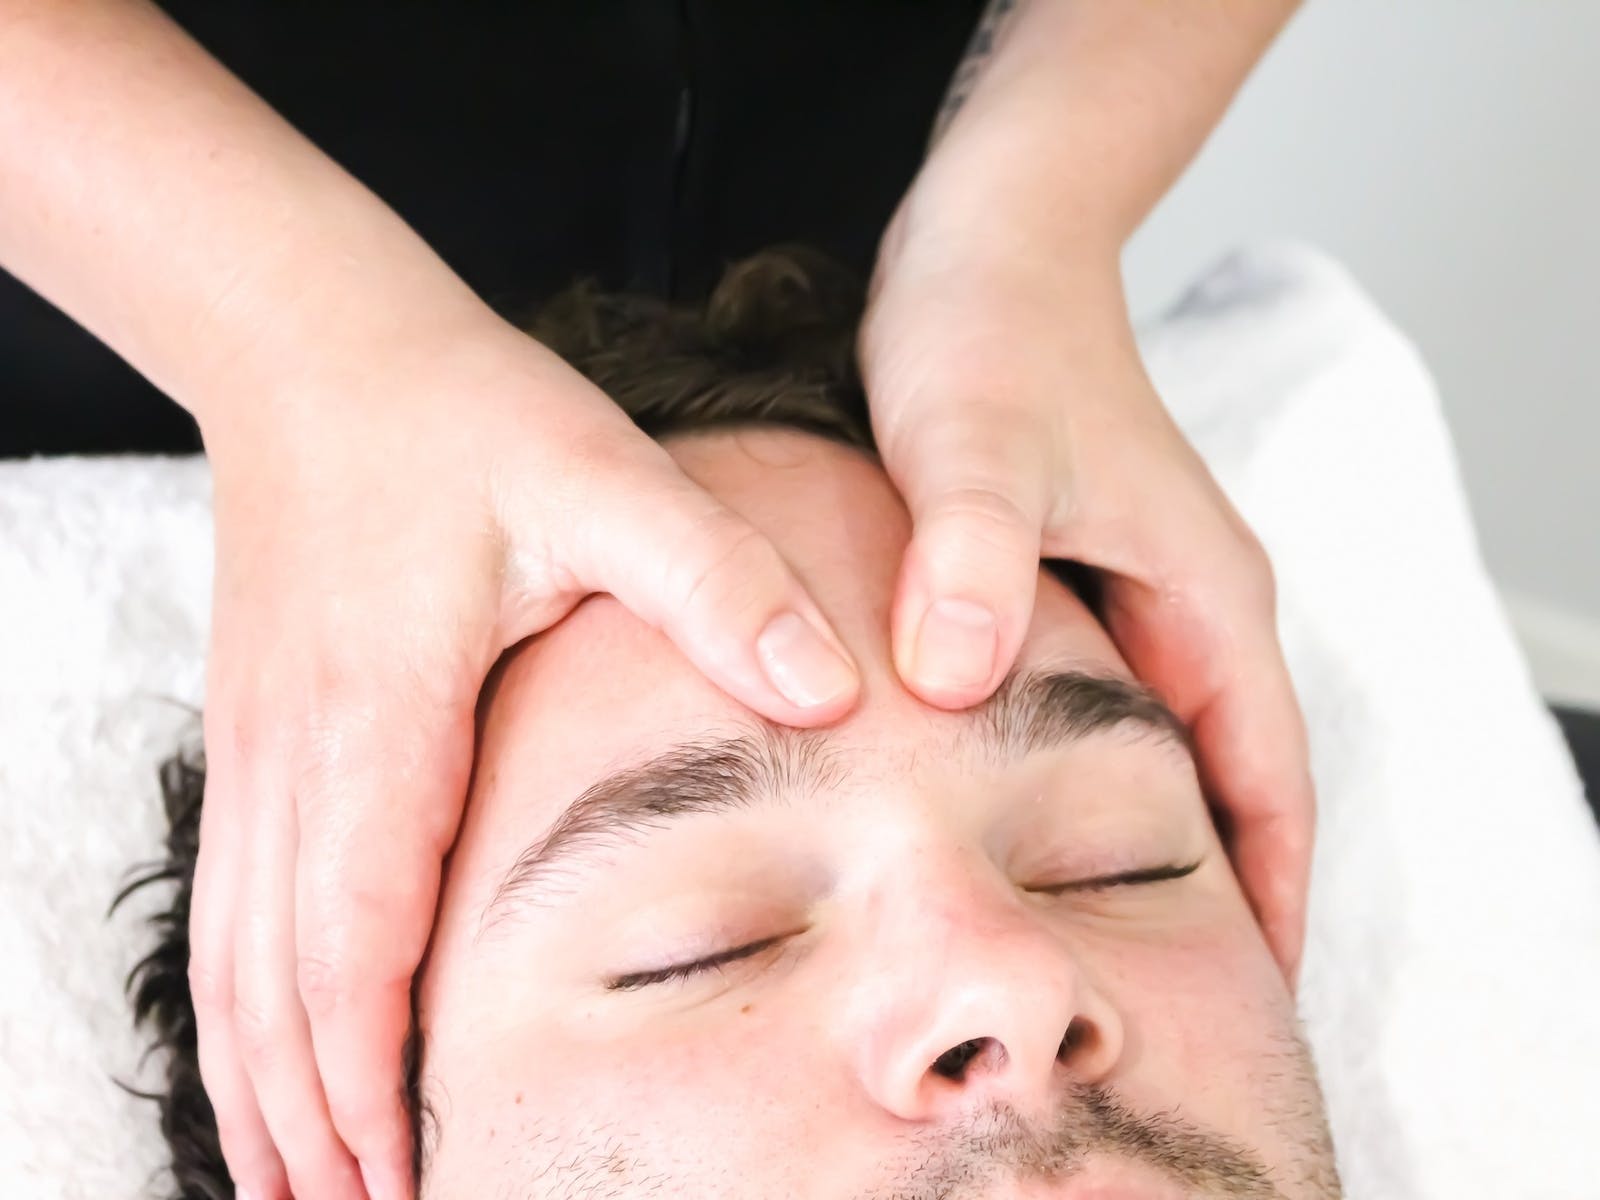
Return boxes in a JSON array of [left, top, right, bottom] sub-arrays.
[[1148, 245, 1600, 1199]]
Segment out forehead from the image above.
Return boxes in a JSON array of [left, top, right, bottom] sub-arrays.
[[490, 429, 1128, 754], [452, 431, 1136, 892]]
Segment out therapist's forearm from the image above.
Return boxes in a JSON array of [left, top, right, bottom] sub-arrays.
[[916, 0, 1300, 259], [0, 0, 494, 437]]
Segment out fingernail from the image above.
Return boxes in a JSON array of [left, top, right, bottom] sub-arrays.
[[912, 598, 998, 692], [756, 611, 857, 709], [362, 1158, 412, 1200]]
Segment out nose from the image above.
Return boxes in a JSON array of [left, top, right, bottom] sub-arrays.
[[845, 861, 1125, 1122]]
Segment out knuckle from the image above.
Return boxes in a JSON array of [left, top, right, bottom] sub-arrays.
[[211, 1112, 273, 1171], [563, 410, 653, 477], [231, 994, 285, 1065], [1212, 511, 1277, 614], [1234, 522, 1272, 573], [200, 696, 254, 768], [296, 949, 355, 1019], [559, 418, 676, 524], [670, 512, 786, 620], [891, 393, 1052, 471], [187, 955, 231, 1011], [924, 486, 1038, 558], [327, 1088, 401, 1151], [1241, 542, 1278, 612]]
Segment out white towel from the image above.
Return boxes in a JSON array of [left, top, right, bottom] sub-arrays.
[[1, 243, 1596, 1198]]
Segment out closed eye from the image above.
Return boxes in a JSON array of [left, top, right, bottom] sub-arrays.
[[607, 932, 793, 992], [1031, 857, 1204, 895], [606, 861, 1205, 992]]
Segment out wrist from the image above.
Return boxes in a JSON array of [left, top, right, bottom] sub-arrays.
[[164, 160, 498, 436], [890, 155, 1128, 301], [192, 289, 525, 472], [915, 92, 1144, 252], [188, 265, 503, 453], [879, 180, 1128, 319]]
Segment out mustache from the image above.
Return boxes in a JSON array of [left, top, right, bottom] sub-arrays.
[[870, 1083, 1285, 1200]]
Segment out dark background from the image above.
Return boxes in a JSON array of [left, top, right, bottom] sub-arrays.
[[0, 0, 983, 455]]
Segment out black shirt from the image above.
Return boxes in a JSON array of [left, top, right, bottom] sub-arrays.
[[1, 1, 981, 454]]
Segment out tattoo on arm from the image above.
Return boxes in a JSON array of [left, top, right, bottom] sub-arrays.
[[930, 0, 1021, 146]]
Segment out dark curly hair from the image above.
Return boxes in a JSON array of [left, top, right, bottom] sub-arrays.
[[115, 246, 884, 1198]]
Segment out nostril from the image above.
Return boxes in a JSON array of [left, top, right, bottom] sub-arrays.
[[1057, 1017, 1090, 1062], [931, 1037, 988, 1080]]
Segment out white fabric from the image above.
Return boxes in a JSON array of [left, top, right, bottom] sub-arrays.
[[1, 243, 1596, 1198]]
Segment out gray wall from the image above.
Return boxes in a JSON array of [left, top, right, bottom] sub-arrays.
[[1122, 0, 1600, 699]]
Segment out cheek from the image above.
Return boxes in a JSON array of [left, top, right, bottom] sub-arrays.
[[426, 1003, 868, 1196], [562, 1000, 863, 1146], [1093, 920, 1301, 1137]]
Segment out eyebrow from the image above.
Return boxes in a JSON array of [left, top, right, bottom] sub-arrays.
[[476, 669, 1189, 936]]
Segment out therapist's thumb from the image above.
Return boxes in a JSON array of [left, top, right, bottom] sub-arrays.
[[883, 407, 1052, 709], [553, 441, 860, 727]]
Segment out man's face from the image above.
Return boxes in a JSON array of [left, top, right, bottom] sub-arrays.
[[417, 429, 1339, 1198]]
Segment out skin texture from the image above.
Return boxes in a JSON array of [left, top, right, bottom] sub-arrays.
[[0, 2, 1308, 1194], [415, 428, 1340, 1199]]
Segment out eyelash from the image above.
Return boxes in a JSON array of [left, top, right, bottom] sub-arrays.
[[1029, 858, 1203, 895], [607, 933, 792, 992], [605, 860, 1203, 992]]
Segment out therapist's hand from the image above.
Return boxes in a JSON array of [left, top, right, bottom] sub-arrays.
[[191, 319, 858, 1200], [861, 207, 1314, 982]]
